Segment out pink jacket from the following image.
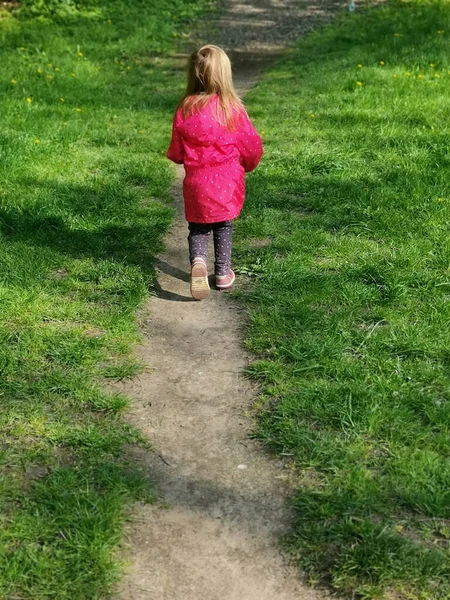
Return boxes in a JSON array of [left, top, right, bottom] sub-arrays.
[[166, 96, 263, 223]]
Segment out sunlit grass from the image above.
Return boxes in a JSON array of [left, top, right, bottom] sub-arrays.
[[238, 1, 450, 598], [0, 0, 211, 597]]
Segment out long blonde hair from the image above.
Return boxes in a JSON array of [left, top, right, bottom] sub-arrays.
[[178, 45, 243, 130]]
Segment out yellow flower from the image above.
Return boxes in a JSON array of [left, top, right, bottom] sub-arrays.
[[393, 74, 397, 78], [261, 130, 266, 135], [435, 73, 441, 78], [379, 60, 385, 66], [11, 79, 17, 84], [393, 33, 400, 37], [356, 81, 363, 86], [107, 18, 112, 23], [430, 63, 435, 68], [60, 97, 65, 102], [395, 524, 404, 532], [46, 74, 53, 80], [438, 197, 444, 202], [37, 68, 42, 74], [78, 51, 83, 57], [437, 30, 444, 34], [404, 72, 411, 76], [47, 63, 52, 67], [309, 113, 315, 118], [55, 67, 60, 72], [417, 74, 424, 79], [71, 73, 76, 77], [34, 139, 40, 144], [26, 97, 32, 103], [126, 66, 131, 70], [357, 63, 362, 68], [76, 107, 81, 112], [20, 46, 25, 51]]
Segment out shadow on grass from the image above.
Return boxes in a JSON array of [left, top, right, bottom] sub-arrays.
[[0, 177, 172, 596], [0, 177, 176, 283]]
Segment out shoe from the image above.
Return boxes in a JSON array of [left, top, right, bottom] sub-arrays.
[[190, 259, 210, 300], [216, 269, 235, 290]]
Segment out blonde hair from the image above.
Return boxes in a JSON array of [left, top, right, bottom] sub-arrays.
[[178, 45, 243, 130]]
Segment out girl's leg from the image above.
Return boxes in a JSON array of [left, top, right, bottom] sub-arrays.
[[188, 222, 211, 265], [212, 220, 233, 277], [188, 222, 211, 300]]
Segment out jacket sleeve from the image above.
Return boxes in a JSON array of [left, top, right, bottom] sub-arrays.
[[236, 109, 263, 172], [166, 111, 184, 164]]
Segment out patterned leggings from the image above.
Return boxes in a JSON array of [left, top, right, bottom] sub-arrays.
[[188, 220, 233, 277]]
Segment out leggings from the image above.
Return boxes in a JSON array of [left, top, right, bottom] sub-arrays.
[[188, 220, 233, 277]]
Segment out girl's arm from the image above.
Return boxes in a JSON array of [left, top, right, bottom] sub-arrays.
[[166, 111, 184, 164], [236, 109, 263, 172]]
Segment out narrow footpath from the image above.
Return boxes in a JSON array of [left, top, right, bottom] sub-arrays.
[[116, 1, 344, 598]]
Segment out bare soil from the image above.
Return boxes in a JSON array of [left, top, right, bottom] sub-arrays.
[[114, 1, 348, 598]]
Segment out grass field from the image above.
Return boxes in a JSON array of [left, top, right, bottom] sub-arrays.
[[0, 1, 210, 597], [237, 1, 450, 598]]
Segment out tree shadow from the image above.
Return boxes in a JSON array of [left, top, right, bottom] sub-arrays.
[[0, 177, 197, 301]]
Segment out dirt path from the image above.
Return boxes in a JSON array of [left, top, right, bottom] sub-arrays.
[[115, 1, 345, 598]]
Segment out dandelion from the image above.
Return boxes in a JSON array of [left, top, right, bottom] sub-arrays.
[[395, 524, 404, 532], [11, 79, 17, 85], [55, 67, 60, 72], [379, 60, 385, 66], [26, 97, 32, 103], [78, 51, 83, 57], [47, 63, 52, 67], [438, 197, 445, 202], [357, 63, 362, 68], [34, 139, 40, 144], [356, 81, 363, 86], [404, 72, 411, 76], [430, 63, 435, 68], [309, 113, 315, 118], [417, 74, 424, 79], [46, 74, 53, 80], [20, 46, 25, 51], [107, 18, 112, 23], [393, 74, 397, 78], [71, 73, 76, 77], [435, 73, 441, 78], [37, 68, 42, 74], [76, 107, 81, 112], [60, 97, 65, 102], [261, 130, 266, 135]]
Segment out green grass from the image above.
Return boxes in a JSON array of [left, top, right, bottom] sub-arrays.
[[237, 1, 450, 598], [0, 1, 211, 598]]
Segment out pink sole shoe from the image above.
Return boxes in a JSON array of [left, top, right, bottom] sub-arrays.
[[190, 260, 210, 300], [216, 269, 235, 290]]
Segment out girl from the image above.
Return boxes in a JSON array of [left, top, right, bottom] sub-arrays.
[[166, 44, 263, 300]]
